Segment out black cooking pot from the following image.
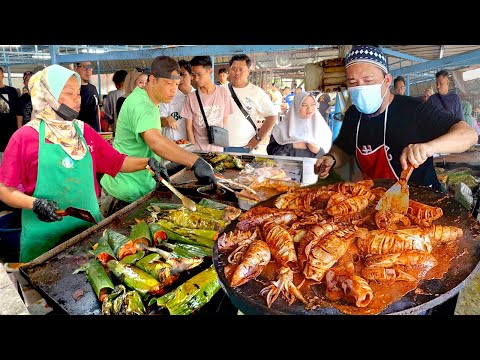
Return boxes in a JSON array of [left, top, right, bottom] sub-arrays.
[[213, 180, 480, 315]]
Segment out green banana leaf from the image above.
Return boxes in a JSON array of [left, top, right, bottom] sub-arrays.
[[157, 220, 215, 248], [164, 242, 212, 259], [198, 198, 229, 210], [151, 265, 220, 315], [147, 203, 183, 211], [194, 204, 224, 220], [85, 259, 115, 302], [120, 251, 145, 265], [107, 260, 164, 298], [102, 285, 126, 315], [129, 221, 152, 246], [148, 222, 168, 245], [162, 208, 227, 231], [92, 234, 116, 265], [135, 253, 175, 286], [123, 290, 146, 315], [106, 229, 136, 260]]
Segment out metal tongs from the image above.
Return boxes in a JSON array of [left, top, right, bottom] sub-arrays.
[[214, 173, 257, 195]]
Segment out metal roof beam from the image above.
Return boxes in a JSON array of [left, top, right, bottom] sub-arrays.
[[56, 45, 327, 64], [391, 49, 480, 77], [380, 47, 428, 63]]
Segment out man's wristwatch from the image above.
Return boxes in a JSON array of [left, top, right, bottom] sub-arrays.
[[255, 133, 262, 141]]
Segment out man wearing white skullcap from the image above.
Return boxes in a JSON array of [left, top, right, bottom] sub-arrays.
[[314, 45, 477, 190]]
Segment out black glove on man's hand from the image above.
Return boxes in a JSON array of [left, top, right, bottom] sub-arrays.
[[148, 157, 170, 182], [32, 198, 62, 222], [192, 157, 217, 185]]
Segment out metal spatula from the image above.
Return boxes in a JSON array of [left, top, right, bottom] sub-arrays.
[[55, 207, 98, 223], [146, 165, 197, 212], [375, 163, 415, 214]]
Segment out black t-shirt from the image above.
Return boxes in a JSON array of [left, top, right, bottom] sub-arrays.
[[0, 85, 20, 152], [334, 95, 460, 189], [79, 83, 100, 132], [19, 93, 32, 125]]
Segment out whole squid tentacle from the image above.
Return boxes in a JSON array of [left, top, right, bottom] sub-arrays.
[[260, 266, 307, 308]]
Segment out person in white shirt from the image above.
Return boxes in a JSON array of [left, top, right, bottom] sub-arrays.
[[224, 54, 277, 153], [160, 60, 194, 141]]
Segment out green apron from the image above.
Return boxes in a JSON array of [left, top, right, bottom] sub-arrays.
[[20, 121, 102, 262]]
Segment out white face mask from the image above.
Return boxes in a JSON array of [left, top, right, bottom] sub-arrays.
[[348, 77, 388, 114]]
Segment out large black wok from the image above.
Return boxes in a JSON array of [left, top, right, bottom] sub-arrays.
[[213, 180, 480, 315]]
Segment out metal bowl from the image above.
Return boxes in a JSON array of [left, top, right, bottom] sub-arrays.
[[197, 184, 226, 197]]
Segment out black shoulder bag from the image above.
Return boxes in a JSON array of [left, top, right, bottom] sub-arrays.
[[228, 83, 258, 133], [195, 90, 229, 147]]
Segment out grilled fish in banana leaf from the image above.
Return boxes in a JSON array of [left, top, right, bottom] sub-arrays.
[[92, 233, 116, 266], [107, 260, 165, 297], [157, 219, 215, 248], [135, 253, 177, 286], [163, 242, 211, 259], [85, 259, 115, 302], [148, 222, 169, 245], [162, 208, 227, 231], [102, 285, 145, 315], [150, 265, 220, 315], [129, 221, 152, 246], [119, 251, 145, 265], [106, 229, 136, 260]]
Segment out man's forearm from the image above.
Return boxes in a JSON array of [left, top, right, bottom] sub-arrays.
[[257, 116, 277, 139], [17, 115, 23, 129], [143, 129, 198, 167], [327, 145, 350, 169], [428, 121, 477, 154]]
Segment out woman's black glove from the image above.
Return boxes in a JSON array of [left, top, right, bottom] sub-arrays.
[[32, 198, 62, 222], [192, 157, 217, 185], [148, 158, 170, 182]]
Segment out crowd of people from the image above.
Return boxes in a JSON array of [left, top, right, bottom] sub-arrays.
[[0, 45, 478, 262]]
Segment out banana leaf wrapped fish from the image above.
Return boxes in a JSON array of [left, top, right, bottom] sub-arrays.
[[129, 221, 152, 246], [148, 222, 169, 245], [157, 219, 215, 248], [162, 208, 227, 231], [107, 260, 165, 297], [92, 234, 116, 266], [106, 229, 137, 260], [120, 251, 145, 265], [150, 265, 220, 315], [102, 285, 145, 315], [135, 253, 177, 286], [163, 242, 211, 259], [85, 259, 115, 302]]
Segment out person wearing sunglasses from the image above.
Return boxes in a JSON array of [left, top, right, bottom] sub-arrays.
[[74, 62, 101, 132]]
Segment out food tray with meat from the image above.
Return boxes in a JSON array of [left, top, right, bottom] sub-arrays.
[[19, 190, 239, 315], [213, 179, 480, 315], [170, 152, 304, 190]]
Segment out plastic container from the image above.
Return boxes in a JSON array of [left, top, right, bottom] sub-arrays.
[[0, 210, 22, 252]]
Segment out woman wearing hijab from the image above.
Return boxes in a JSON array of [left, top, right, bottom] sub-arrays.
[[115, 69, 149, 130], [0, 64, 166, 262], [267, 91, 332, 158]]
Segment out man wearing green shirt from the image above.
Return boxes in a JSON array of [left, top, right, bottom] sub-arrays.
[[100, 56, 216, 217]]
